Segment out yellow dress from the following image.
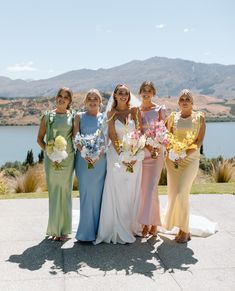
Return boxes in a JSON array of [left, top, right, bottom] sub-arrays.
[[163, 111, 204, 233]]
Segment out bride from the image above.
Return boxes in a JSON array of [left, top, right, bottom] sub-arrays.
[[95, 84, 142, 244]]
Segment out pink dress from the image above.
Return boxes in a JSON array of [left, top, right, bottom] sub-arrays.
[[138, 105, 166, 226]]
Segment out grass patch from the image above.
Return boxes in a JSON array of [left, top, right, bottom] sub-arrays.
[[158, 182, 235, 195], [0, 191, 80, 200], [0, 183, 234, 199]]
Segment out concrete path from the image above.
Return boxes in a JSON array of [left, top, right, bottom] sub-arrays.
[[0, 194, 235, 291]]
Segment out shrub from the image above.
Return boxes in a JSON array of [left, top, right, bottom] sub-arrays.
[[3, 168, 21, 178], [13, 164, 47, 193], [0, 161, 26, 172], [212, 159, 235, 183], [23, 149, 34, 166], [0, 172, 9, 194], [199, 156, 213, 174]]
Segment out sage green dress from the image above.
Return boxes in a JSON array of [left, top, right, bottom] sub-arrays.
[[43, 110, 75, 237]]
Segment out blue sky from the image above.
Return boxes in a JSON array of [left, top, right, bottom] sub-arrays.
[[1, 0, 234, 80]]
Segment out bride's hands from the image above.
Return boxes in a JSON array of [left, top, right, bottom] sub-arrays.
[[122, 160, 136, 166]]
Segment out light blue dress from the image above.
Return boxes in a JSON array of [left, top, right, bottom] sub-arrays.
[[75, 112, 107, 241]]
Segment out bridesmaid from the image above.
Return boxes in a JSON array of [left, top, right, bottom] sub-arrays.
[[138, 81, 166, 237], [163, 89, 206, 243], [74, 89, 107, 242], [37, 87, 75, 241]]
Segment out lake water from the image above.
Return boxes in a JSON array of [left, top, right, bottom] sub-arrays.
[[0, 122, 234, 166]]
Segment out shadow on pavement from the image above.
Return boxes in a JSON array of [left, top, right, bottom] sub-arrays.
[[6, 235, 198, 277], [153, 234, 198, 272]]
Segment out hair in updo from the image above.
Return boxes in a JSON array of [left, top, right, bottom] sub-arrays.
[[178, 89, 193, 103]]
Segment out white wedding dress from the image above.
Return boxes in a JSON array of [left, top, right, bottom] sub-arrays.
[[95, 119, 142, 244]]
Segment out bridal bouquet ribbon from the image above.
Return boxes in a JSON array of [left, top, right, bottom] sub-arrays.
[[118, 129, 146, 173], [46, 135, 68, 169], [167, 131, 197, 168], [145, 120, 169, 159], [74, 129, 106, 169]]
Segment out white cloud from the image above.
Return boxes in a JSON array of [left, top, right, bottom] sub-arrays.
[[105, 29, 112, 33], [7, 61, 37, 72], [183, 28, 194, 33], [155, 24, 166, 29]]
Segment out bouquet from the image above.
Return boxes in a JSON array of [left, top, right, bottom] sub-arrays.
[[145, 120, 169, 159], [46, 135, 68, 169], [74, 129, 106, 169], [167, 131, 197, 168], [117, 129, 146, 173]]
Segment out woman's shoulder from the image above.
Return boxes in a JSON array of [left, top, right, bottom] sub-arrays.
[[193, 110, 205, 120], [75, 111, 85, 118], [39, 109, 56, 121], [167, 111, 177, 119], [106, 109, 116, 122], [130, 106, 140, 114], [152, 103, 166, 111]]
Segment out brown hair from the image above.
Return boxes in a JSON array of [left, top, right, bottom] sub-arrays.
[[56, 87, 73, 109], [139, 81, 156, 96], [178, 89, 193, 103], [112, 84, 131, 109]]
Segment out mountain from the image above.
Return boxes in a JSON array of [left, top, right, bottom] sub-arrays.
[[1, 93, 235, 125], [1, 56, 235, 98]]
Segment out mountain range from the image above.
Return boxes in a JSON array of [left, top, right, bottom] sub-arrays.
[[1, 56, 235, 98]]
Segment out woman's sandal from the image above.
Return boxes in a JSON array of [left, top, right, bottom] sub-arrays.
[[142, 225, 149, 237], [53, 236, 61, 241], [60, 235, 69, 241], [176, 233, 191, 243], [149, 225, 158, 237], [175, 230, 183, 241]]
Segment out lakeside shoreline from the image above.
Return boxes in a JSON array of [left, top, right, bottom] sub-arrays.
[[2, 118, 235, 126]]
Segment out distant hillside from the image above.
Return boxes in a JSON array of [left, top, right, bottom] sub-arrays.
[[0, 56, 235, 98], [1, 93, 235, 125]]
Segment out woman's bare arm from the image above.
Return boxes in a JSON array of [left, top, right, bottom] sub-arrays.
[[37, 116, 46, 151]]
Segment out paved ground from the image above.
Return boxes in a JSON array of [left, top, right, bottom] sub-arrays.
[[0, 194, 235, 291]]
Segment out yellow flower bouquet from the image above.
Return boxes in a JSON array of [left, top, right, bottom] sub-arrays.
[[167, 131, 197, 168], [46, 135, 68, 169]]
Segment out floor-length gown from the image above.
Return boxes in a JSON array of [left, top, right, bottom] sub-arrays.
[[163, 111, 206, 233], [44, 111, 75, 237], [138, 106, 165, 226], [95, 119, 142, 244], [75, 112, 107, 241]]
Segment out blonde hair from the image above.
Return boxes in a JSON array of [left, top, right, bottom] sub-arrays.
[[84, 89, 103, 106], [178, 89, 193, 103]]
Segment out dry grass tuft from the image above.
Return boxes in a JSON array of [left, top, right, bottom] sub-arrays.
[[212, 159, 235, 183], [12, 164, 47, 193]]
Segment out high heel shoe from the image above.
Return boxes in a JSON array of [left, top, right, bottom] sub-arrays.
[[142, 225, 149, 237], [176, 233, 191, 243], [149, 225, 157, 237]]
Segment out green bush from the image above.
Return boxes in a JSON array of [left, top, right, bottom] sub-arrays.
[[0, 173, 9, 194], [3, 168, 20, 178]]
